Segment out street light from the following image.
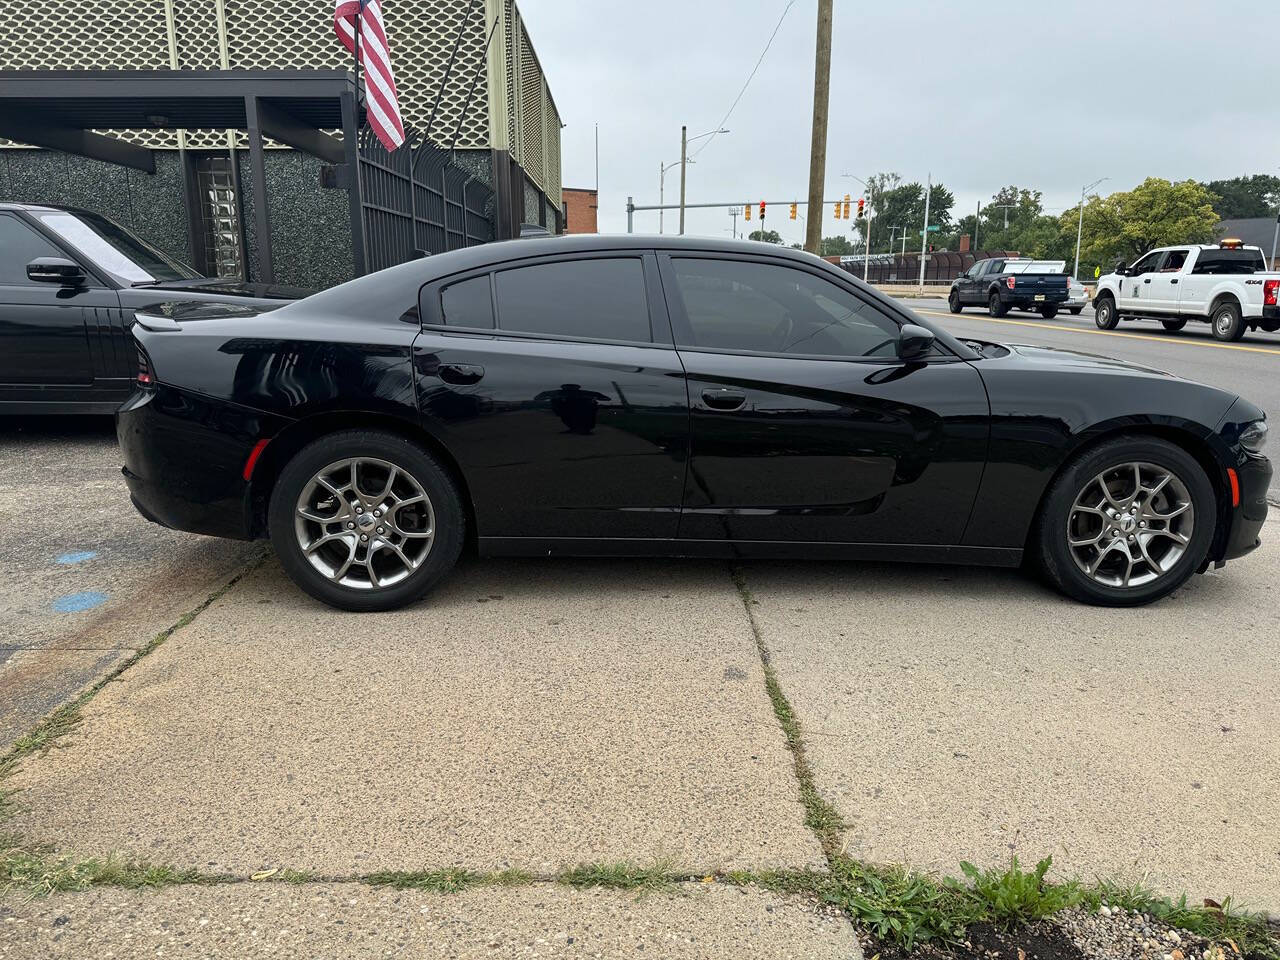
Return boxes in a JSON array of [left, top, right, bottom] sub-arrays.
[[678, 127, 729, 234], [1074, 177, 1108, 280], [659, 158, 691, 234]]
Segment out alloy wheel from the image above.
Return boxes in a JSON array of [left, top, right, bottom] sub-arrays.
[[293, 457, 435, 590], [1066, 461, 1194, 589]]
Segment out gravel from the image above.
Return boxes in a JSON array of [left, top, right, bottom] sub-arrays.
[[1055, 905, 1229, 960]]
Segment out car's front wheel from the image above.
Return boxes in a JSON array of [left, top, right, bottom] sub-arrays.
[[1094, 295, 1119, 329], [1034, 436, 1215, 606], [268, 430, 465, 611], [948, 289, 963, 314]]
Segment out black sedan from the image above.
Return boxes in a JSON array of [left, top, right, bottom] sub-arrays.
[[118, 235, 1271, 610], [0, 202, 304, 414]]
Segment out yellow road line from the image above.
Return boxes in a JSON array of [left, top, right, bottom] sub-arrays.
[[912, 308, 1280, 358]]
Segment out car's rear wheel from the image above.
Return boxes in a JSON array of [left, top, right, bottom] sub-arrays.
[[988, 292, 1008, 317], [1094, 295, 1119, 329], [1161, 318, 1188, 332], [1040, 304, 1058, 318], [1211, 300, 1245, 341], [1034, 436, 1215, 606], [948, 289, 963, 314], [268, 430, 464, 611], [1069, 307, 1083, 315]]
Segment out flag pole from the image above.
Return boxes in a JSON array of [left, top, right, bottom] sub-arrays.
[[352, 0, 363, 114]]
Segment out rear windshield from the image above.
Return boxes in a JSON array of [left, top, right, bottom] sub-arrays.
[[1193, 250, 1266, 274]]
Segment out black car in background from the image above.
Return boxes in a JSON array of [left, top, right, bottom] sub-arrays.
[[949, 256, 1071, 318], [119, 236, 1270, 611], [0, 202, 305, 414]]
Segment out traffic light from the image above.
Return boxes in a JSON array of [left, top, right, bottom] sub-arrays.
[[744, 203, 751, 221], [759, 200, 766, 221], [834, 200, 842, 219], [857, 198, 865, 219], [789, 202, 797, 220], [842, 194, 851, 219]]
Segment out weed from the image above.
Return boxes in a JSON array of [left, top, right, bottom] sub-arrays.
[[948, 856, 1082, 928], [2, 839, 218, 897]]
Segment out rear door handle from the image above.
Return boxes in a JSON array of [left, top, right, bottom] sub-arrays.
[[1170, 279, 1179, 284], [701, 388, 746, 411], [439, 362, 484, 385]]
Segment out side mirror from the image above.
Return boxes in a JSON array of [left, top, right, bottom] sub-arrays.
[[1113, 262, 1129, 277], [897, 323, 935, 362], [27, 257, 86, 286]]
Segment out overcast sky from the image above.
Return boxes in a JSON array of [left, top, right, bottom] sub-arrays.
[[518, 0, 1280, 243]]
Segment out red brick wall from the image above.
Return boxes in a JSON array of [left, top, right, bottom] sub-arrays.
[[562, 187, 598, 234]]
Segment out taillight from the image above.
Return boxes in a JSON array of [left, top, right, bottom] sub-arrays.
[[1005, 276, 1016, 290], [136, 344, 154, 386], [1264, 279, 1279, 306]]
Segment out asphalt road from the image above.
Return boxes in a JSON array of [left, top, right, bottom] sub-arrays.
[[895, 296, 1280, 500]]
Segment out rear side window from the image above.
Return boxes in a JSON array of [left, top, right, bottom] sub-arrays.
[[440, 275, 494, 328], [1193, 250, 1266, 274], [670, 257, 902, 358], [494, 258, 650, 342]]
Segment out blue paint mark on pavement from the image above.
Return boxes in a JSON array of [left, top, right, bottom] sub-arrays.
[[55, 550, 98, 565], [52, 592, 108, 613]]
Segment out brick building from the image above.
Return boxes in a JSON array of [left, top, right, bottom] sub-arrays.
[[562, 187, 598, 234]]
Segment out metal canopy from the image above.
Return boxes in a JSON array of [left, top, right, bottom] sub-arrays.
[[0, 69, 366, 283]]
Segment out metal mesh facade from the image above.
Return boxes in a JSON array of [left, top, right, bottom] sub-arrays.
[[499, 0, 560, 208]]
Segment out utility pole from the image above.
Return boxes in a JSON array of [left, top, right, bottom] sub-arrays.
[[1074, 177, 1108, 280], [1271, 209, 1279, 270], [973, 200, 981, 252], [994, 203, 1015, 230], [887, 224, 897, 256], [804, 0, 833, 254], [729, 206, 739, 240], [678, 125, 688, 235], [918, 172, 931, 291]]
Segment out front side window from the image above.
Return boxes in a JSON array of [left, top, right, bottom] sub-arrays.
[[671, 258, 902, 359], [32, 210, 200, 285], [494, 258, 650, 342], [0, 215, 63, 285], [1130, 251, 1165, 274]]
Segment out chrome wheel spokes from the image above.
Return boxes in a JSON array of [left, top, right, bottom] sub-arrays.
[[1066, 461, 1194, 589], [293, 456, 435, 590]]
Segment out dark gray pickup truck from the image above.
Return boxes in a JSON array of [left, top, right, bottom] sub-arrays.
[[948, 257, 1070, 318]]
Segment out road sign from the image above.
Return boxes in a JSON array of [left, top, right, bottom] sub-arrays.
[[918, 225, 940, 235], [1093, 265, 1101, 279]]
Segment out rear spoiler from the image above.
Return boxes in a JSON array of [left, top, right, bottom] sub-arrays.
[[131, 300, 274, 333]]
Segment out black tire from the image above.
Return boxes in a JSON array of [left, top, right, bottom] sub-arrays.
[[1033, 436, 1215, 607], [268, 430, 465, 611], [1161, 318, 1187, 332], [1210, 299, 1245, 342], [948, 289, 963, 314], [988, 292, 1009, 317], [1040, 304, 1059, 319], [1094, 295, 1119, 329], [1069, 307, 1083, 316]]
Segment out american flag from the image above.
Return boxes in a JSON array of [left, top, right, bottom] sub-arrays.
[[333, 0, 406, 153]]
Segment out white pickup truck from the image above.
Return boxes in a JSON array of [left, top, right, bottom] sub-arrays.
[[1091, 240, 1280, 341]]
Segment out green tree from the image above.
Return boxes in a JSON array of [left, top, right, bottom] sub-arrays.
[[819, 235, 855, 256], [861, 172, 955, 253], [1203, 175, 1280, 219], [748, 228, 782, 244], [1062, 177, 1219, 275]]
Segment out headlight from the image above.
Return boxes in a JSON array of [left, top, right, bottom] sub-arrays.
[[1240, 419, 1268, 454]]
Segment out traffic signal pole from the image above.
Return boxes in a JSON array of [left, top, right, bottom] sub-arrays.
[[678, 125, 688, 235]]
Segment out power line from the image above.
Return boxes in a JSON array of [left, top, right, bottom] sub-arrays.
[[689, 0, 796, 161]]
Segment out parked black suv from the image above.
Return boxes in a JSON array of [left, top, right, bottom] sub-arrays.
[[0, 202, 306, 414]]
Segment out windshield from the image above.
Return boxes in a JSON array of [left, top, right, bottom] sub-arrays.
[[33, 210, 202, 284]]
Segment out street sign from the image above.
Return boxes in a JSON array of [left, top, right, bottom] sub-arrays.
[[918, 225, 940, 235]]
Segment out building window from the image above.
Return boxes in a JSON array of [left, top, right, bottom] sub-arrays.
[[195, 155, 244, 279]]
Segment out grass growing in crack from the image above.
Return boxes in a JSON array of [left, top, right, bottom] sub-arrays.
[[2, 837, 220, 897], [363, 867, 532, 893], [556, 861, 673, 893]]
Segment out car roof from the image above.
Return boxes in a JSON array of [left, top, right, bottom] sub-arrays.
[[0, 200, 99, 216]]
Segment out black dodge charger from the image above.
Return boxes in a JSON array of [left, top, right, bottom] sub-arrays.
[[118, 235, 1270, 610]]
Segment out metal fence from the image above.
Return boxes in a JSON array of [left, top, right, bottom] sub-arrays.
[[836, 249, 1020, 285], [357, 124, 495, 271]]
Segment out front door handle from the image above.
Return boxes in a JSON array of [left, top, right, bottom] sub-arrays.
[[439, 362, 484, 385], [1143, 278, 1152, 284], [1170, 278, 1179, 284], [701, 388, 746, 411]]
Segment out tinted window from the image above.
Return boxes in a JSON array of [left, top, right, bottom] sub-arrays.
[[671, 258, 901, 358], [987, 260, 1005, 273], [494, 258, 650, 342], [1162, 249, 1188, 271], [0, 215, 63, 285], [440, 274, 494, 328], [33, 209, 200, 284], [1131, 251, 1165, 273], [1193, 249, 1266, 274]]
